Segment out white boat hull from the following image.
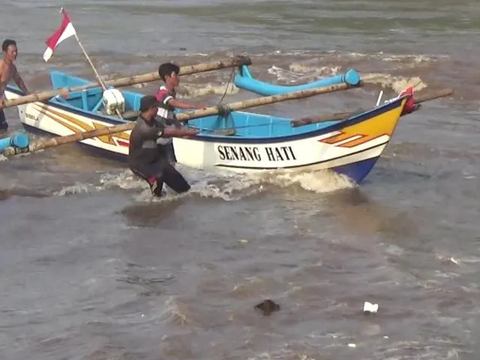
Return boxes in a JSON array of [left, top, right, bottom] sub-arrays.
[[4, 87, 407, 181]]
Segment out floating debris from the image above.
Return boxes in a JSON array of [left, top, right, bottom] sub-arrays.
[[363, 301, 379, 314], [254, 299, 280, 316]]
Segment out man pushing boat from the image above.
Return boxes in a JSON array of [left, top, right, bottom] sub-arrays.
[[128, 95, 199, 197], [0, 39, 30, 133], [154, 62, 207, 164]]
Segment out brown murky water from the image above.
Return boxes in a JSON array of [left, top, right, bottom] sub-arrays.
[[0, 1, 479, 359]]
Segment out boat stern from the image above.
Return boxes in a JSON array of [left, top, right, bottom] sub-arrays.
[[4, 85, 28, 122]]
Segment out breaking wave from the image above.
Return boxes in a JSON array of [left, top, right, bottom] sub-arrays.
[[95, 166, 355, 202], [50, 165, 355, 201], [267, 63, 428, 94]]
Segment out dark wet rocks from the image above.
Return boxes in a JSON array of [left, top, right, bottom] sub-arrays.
[[254, 299, 280, 316]]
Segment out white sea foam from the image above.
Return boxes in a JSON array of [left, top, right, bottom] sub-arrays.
[[179, 82, 239, 98], [361, 72, 427, 93], [266, 63, 428, 93], [92, 166, 355, 202], [53, 182, 92, 196]]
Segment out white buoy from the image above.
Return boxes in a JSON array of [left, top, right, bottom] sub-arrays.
[[102, 88, 125, 115]]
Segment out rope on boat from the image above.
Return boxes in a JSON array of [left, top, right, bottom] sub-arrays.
[[195, 65, 298, 134], [215, 66, 236, 118], [216, 103, 233, 115], [217, 66, 236, 105]]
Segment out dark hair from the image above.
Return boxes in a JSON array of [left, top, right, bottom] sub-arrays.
[[2, 39, 16, 52], [158, 63, 180, 82], [140, 95, 160, 112]]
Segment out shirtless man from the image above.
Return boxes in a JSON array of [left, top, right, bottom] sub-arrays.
[[0, 39, 29, 132]]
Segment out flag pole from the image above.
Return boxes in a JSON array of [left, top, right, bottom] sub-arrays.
[[61, 8, 123, 119], [73, 34, 107, 91]]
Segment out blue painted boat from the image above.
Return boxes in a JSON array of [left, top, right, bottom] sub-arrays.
[[234, 65, 361, 96], [4, 70, 410, 184]]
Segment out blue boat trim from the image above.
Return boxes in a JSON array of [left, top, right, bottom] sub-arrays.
[[194, 97, 404, 144], [331, 157, 380, 183], [6, 84, 407, 145]]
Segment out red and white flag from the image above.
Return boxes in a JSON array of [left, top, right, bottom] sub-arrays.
[[43, 8, 77, 62]]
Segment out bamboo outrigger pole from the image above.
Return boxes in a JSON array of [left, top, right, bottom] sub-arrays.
[[1, 55, 252, 109], [290, 87, 454, 127]]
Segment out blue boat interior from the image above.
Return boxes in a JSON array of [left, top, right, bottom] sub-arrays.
[[49, 71, 143, 116], [38, 70, 373, 139]]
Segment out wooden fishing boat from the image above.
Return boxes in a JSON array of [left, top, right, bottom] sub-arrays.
[[4, 70, 410, 184], [234, 65, 361, 96]]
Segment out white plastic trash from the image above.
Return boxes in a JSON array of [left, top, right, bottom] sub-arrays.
[[363, 301, 379, 313]]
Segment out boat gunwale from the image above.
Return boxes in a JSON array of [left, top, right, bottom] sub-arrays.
[[6, 84, 408, 145]]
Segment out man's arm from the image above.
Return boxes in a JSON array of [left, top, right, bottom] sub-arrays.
[[138, 121, 198, 140], [13, 67, 29, 95], [163, 127, 199, 138], [156, 88, 206, 110], [168, 98, 206, 110], [0, 64, 6, 109]]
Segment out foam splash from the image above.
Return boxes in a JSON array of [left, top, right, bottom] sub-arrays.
[[254, 169, 356, 193], [178, 82, 239, 98], [94, 166, 355, 202], [361, 72, 427, 93], [381, 54, 438, 64], [323, 50, 444, 63], [267, 65, 334, 83], [189, 175, 265, 201], [99, 170, 145, 190], [162, 296, 192, 326], [289, 63, 341, 76], [188, 167, 356, 200], [53, 182, 92, 196], [50, 171, 139, 198], [267, 63, 427, 93]]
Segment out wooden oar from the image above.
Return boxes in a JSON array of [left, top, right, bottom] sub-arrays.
[[290, 87, 454, 127], [3, 81, 362, 157], [1, 55, 252, 109]]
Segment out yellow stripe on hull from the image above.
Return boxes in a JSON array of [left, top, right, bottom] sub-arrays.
[[321, 97, 407, 148]]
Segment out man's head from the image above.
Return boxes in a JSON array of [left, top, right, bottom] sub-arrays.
[[2, 39, 17, 61], [158, 62, 180, 88], [139, 95, 160, 120]]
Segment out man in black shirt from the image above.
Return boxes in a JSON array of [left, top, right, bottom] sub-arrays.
[[128, 95, 199, 197]]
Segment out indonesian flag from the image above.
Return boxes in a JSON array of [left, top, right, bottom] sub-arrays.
[[43, 8, 77, 62]]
